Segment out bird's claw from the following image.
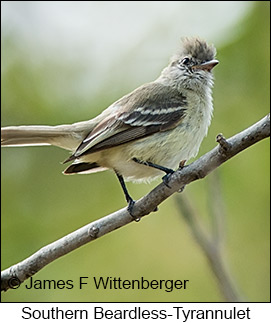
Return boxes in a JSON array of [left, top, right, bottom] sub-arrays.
[[127, 200, 141, 222], [162, 173, 173, 188]]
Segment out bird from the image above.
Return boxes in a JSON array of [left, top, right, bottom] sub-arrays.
[[1, 37, 218, 217]]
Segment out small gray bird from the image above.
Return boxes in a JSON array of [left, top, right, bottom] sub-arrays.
[[1, 37, 218, 215]]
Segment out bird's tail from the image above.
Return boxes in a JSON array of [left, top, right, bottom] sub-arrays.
[[1, 120, 96, 151]]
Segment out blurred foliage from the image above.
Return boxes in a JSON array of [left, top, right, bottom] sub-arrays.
[[1, 2, 270, 302]]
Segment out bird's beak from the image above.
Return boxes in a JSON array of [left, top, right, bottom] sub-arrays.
[[192, 59, 219, 72]]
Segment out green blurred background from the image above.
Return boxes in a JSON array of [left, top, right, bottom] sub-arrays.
[[1, 1, 270, 302]]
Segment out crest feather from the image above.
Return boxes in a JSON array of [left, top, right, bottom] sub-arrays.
[[172, 37, 216, 62]]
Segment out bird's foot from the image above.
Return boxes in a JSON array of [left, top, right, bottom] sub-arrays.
[[162, 170, 174, 188], [127, 199, 141, 222]]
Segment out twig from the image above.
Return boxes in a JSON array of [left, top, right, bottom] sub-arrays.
[[207, 171, 226, 248], [175, 191, 244, 302], [1, 114, 270, 292]]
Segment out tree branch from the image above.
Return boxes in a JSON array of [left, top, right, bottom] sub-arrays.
[[175, 191, 244, 302], [1, 114, 270, 292]]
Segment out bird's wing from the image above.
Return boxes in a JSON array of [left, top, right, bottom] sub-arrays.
[[65, 83, 187, 162]]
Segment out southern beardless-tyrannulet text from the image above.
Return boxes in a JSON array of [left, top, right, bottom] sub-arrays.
[[1, 37, 219, 215]]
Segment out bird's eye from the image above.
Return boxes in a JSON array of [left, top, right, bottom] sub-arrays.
[[181, 57, 190, 65]]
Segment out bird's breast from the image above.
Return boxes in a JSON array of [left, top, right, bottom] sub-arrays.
[[84, 92, 213, 183]]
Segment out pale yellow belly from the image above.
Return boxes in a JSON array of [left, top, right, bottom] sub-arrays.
[[81, 123, 207, 182]]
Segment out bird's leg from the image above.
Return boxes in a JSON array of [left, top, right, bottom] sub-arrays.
[[115, 173, 140, 222], [132, 157, 174, 188]]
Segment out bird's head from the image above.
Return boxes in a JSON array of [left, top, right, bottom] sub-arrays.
[[160, 37, 219, 91]]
